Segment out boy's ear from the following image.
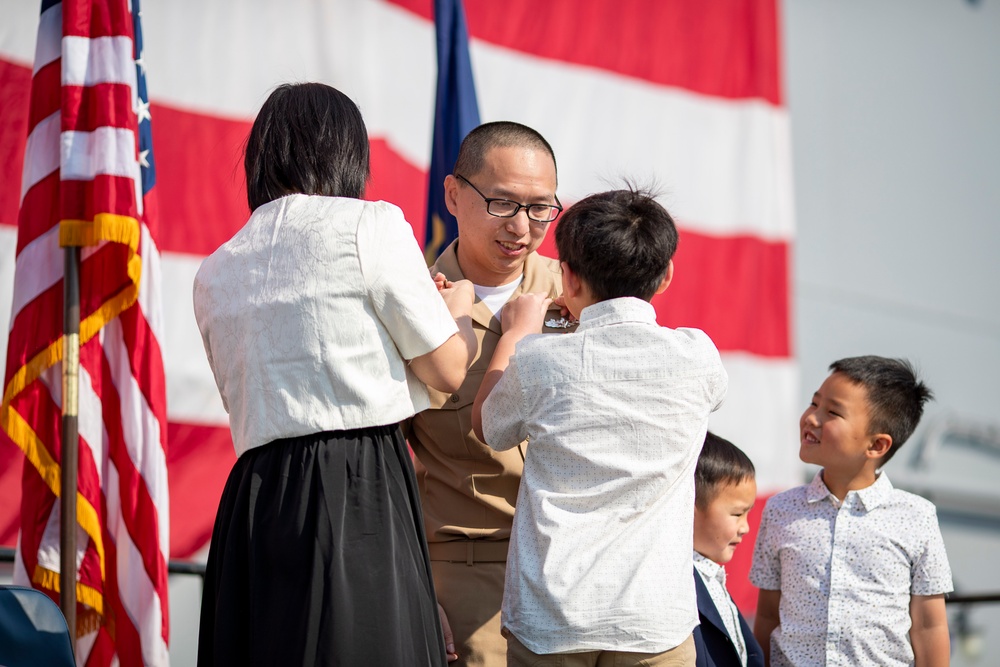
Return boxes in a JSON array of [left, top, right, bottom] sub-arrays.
[[654, 260, 674, 295], [561, 261, 582, 298], [867, 433, 893, 460]]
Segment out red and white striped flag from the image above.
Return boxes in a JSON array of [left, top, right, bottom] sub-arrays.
[[1, 0, 169, 664]]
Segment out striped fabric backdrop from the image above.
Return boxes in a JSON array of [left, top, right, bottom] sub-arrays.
[[0, 0, 798, 615], [1, 0, 169, 664]]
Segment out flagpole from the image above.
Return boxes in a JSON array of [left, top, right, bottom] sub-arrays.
[[61, 246, 80, 634]]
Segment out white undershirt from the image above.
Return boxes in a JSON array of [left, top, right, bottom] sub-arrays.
[[474, 276, 523, 316]]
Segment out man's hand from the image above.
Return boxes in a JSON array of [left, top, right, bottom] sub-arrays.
[[438, 603, 458, 662], [500, 292, 552, 338]]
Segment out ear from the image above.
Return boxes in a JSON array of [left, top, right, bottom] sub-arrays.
[[867, 433, 893, 460], [560, 261, 582, 298], [654, 260, 674, 295], [444, 174, 460, 216]]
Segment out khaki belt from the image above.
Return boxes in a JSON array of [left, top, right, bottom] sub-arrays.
[[428, 540, 509, 565]]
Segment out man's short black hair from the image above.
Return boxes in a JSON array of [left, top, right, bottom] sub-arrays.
[[695, 432, 756, 509], [453, 121, 557, 182], [554, 187, 678, 301], [244, 82, 370, 212], [829, 356, 933, 465]]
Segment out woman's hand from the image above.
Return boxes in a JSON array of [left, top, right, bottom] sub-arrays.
[[438, 278, 475, 320]]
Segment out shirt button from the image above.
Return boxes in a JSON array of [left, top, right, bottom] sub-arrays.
[[450, 394, 460, 403]]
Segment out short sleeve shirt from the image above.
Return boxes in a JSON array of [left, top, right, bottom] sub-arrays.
[[193, 194, 457, 455], [749, 471, 953, 667], [482, 298, 728, 654]]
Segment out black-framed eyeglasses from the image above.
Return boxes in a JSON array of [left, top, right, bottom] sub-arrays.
[[456, 174, 563, 223]]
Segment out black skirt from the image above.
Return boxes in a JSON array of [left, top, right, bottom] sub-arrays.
[[197, 424, 446, 667]]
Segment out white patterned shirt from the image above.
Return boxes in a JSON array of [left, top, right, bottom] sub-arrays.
[[482, 297, 728, 654], [194, 194, 458, 456], [694, 552, 748, 667], [750, 471, 953, 667]]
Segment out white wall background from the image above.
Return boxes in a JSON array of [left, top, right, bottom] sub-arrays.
[[784, 0, 1000, 663], [787, 0, 1000, 424]]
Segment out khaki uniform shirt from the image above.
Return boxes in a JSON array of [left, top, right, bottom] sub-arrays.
[[409, 240, 570, 544]]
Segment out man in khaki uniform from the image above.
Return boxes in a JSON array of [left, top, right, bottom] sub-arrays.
[[410, 121, 572, 666]]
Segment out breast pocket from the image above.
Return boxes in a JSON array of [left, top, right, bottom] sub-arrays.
[[418, 368, 495, 460]]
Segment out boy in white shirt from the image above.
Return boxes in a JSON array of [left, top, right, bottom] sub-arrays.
[[750, 356, 952, 667], [471, 188, 728, 666]]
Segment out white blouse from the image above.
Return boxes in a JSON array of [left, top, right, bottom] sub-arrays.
[[193, 194, 458, 456]]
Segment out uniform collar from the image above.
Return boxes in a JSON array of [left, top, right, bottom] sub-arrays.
[[431, 240, 562, 334]]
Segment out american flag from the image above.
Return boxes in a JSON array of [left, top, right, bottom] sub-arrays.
[[1, 0, 796, 617], [1, 0, 169, 664]]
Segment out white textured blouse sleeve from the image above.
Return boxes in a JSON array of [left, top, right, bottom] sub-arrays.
[[358, 202, 458, 360]]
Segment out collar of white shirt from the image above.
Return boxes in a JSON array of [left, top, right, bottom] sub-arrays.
[[576, 297, 657, 332], [805, 470, 894, 512], [693, 551, 727, 586]]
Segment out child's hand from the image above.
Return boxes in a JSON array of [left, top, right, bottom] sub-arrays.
[[501, 293, 552, 338], [439, 278, 475, 319], [551, 295, 579, 321]]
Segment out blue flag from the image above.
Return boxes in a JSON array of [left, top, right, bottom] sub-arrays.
[[424, 0, 481, 264]]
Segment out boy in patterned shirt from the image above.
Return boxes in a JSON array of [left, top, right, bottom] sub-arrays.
[[750, 356, 952, 667], [471, 188, 728, 666]]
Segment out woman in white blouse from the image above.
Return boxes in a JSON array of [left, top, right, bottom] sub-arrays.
[[193, 82, 475, 667]]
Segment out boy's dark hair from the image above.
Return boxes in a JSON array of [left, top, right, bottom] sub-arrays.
[[695, 432, 756, 509], [554, 187, 678, 301], [829, 356, 933, 464], [245, 82, 370, 212], [453, 120, 557, 182]]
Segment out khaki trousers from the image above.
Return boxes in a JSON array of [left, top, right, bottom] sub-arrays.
[[505, 632, 696, 667], [430, 559, 507, 667]]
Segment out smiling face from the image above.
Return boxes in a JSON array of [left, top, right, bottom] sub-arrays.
[[445, 145, 558, 286], [694, 477, 756, 564], [799, 372, 883, 475]]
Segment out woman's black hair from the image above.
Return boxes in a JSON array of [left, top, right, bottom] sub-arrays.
[[244, 82, 370, 211]]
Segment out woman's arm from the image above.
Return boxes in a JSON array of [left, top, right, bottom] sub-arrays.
[[408, 280, 476, 393]]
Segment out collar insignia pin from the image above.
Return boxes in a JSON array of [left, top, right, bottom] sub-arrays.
[[544, 317, 576, 329]]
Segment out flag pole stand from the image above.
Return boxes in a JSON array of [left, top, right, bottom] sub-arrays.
[[60, 245, 80, 635]]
